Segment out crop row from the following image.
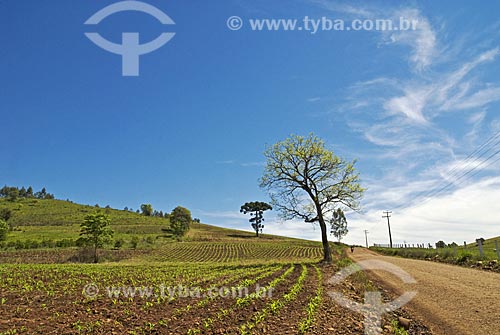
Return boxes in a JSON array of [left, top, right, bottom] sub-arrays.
[[240, 263, 308, 334], [298, 265, 323, 334], [170, 265, 283, 317], [152, 242, 323, 263]]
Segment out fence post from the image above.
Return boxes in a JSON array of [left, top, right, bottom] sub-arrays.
[[496, 240, 500, 260], [477, 239, 484, 258]]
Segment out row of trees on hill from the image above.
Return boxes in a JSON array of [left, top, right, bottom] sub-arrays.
[[140, 204, 169, 218], [0, 186, 54, 201]]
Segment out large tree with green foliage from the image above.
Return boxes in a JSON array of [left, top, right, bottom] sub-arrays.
[[0, 219, 8, 241], [140, 204, 153, 216], [170, 206, 192, 237], [260, 134, 364, 263], [240, 201, 272, 237], [78, 212, 113, 263]]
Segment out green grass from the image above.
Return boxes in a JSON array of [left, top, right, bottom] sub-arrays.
[[0, 198, 169, 227], [372, 242, 500, 263], [467, 236, 500, 259], [390, 320, 409, 335]]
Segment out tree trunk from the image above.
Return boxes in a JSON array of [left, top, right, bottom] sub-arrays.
[[94, 244, 98, 263], [319, 218, 332, 263], [254, 211, 259, 237]]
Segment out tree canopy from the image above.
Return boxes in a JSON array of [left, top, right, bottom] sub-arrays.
[[170, 206, 192, 237], [78, 212, 114, 263], [0, 185, 54, 200], [330, 208, 348, 242], [240, 201, 272, 237], [140, 204, 153, 216], [260, 134, 364, 262]]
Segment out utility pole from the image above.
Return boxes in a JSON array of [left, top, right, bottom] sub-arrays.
[[382, 211, 393, 248], [363, 230, 369, 248]]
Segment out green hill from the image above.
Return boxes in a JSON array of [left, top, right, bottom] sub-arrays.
[[0, 198, 326, 264], [0, 198, 169, 245], [1, 198, 168, 226]]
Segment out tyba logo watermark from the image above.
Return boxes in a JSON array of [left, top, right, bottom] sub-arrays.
[[84, 1, 175, 76]]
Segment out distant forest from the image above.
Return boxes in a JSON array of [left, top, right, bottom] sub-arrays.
[[0, 185, 55, 201]]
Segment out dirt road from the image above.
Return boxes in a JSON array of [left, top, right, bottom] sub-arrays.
[[349, 248, 500, 335]]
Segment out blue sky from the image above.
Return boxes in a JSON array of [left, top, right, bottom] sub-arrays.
[[1, 0, 499, 246]]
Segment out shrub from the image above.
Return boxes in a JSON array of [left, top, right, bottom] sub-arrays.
[[40, 239, 56, 248], [0, 208, 12, 222], [456, 252, 473, 264], [130, 236, 139, 249], [56, 239, 75, 248], [114, 239, 124, 249], [24, 239, 39, 249], [0, 219, 8, 241]]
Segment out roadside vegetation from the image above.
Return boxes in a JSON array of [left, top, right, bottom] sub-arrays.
[[371, 243, 500, 272]]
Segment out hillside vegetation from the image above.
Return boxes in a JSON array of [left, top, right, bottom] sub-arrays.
[[0, 198, 168, 227], [0, 197, 327, 265]]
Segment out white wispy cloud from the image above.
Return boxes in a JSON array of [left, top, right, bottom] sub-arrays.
[[383, 87, 430, 124], [309, 0, 373, 17], [367, 48, 500, 124], [216, 160, 235, 164], [312, 2, 438, 71], [385, 8, 438, 71], [307, 97, 321, 102], [453, 86, 500, 110]]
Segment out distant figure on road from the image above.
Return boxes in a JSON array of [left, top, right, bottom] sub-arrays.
[[350, 245, 354, 253]]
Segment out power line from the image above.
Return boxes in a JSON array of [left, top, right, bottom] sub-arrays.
[[397, 147, 500, 211], [392, 131, 500, 211], [360, 131, 500, 239], [440, 131, 500, 181]]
